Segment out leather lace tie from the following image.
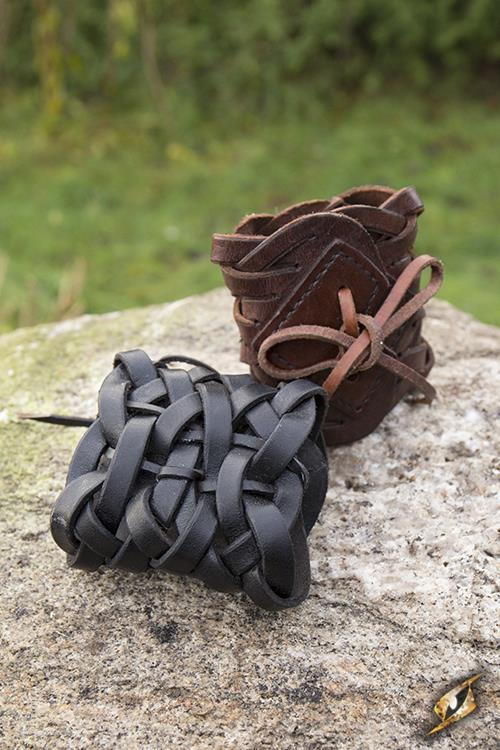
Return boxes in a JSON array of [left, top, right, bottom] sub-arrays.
[[257, 254, 444, 402]]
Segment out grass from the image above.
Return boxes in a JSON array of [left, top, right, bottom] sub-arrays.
[[0, 92, 499, 331]]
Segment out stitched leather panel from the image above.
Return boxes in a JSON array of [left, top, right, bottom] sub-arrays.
[[253, 244, 388, 353]]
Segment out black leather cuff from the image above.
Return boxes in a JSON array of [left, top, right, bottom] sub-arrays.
[[51, 350, 329, 610]]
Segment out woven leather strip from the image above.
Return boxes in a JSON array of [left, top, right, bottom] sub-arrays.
[[211, 185, 441, 446], [50, 350, 328, 611]]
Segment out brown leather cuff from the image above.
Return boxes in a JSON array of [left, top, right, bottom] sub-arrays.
[[212, 185, 443, 446]]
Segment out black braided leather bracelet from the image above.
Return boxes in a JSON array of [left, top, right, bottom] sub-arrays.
[[47, 350, 329, 610]]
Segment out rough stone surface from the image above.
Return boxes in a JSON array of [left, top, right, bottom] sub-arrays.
[[0, 290, 498, 750]]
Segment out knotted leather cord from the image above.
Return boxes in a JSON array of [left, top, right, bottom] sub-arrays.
[[40, 350, 328, 611], [257, 255, 443, 402]]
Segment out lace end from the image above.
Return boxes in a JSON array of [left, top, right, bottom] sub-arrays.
[[18, 413, 94, 427]]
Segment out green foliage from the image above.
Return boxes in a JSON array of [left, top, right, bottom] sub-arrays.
[[0, 93, 498, 330], [1, 1, 499, 122], [0, 2, 498, 331]]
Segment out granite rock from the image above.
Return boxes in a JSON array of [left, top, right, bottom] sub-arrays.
[[0, 290, 498, 749]]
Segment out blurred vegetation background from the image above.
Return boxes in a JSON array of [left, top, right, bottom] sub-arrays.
[[0, 0, 499, 331]]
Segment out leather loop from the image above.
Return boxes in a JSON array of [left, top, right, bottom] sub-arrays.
[[50, 351, 328, 610], [257, 255, 443, 402]]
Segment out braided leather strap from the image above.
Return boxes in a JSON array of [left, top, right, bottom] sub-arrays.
[[212, 185, 442, 446], [51, 350, 328, 611]]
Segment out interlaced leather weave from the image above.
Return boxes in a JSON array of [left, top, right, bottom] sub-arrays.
[[212, 185, 444, 447], [50, 350, 328, 610]]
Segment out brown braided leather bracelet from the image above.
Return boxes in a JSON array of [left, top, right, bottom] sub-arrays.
[[36, 350, 328, 611], [212, 185, 444, 446]]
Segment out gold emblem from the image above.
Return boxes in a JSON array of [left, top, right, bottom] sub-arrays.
[[428, 674, 481, 735]]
